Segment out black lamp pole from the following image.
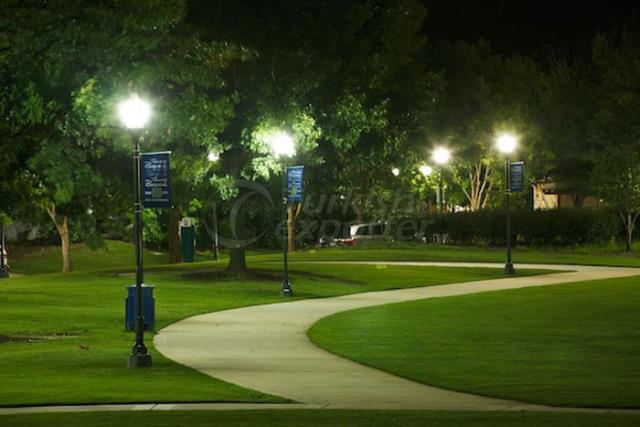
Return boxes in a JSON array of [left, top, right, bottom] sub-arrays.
[[212, 200, 219, 261], [438, 169, 444, 212], [128, 131, 152, 368], [504, 158, 515, 275], [281, 162, 293, 296]]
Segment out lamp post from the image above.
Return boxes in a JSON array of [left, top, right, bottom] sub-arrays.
[[432, 147, 451, 212], [207, 151, 220, 261], [118, 93, 153, 368], [269, 131, 295, 296], [496, 133, 517, 275]]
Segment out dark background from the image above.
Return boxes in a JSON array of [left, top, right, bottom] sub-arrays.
[[421, 0, 639, 53]]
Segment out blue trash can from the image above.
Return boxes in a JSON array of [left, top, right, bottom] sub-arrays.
[[125, 284, 155, 331]]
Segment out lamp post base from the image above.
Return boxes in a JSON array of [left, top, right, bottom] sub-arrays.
[[128, 342, 152, 368], [504, 262, 515, 275], [128, 353, 152, 368], [281, 281, 293, 297]]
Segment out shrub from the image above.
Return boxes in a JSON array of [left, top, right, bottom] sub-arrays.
[[418, 209, 619, 247]]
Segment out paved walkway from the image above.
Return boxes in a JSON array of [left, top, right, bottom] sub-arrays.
[[0, 403, 320, 415], [154, 262, 640, 413]]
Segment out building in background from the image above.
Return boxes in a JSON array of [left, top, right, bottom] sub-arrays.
[[532, 180, 602, 210]]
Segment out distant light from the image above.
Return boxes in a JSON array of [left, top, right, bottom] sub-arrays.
[[208, 151, 220, 162], [419, 164, 433, 176], [432, 147, 451, 165], [391, 167, 400, 176], [118, 93, 151, 129], [87, 208, 93, 215], [269, 131, 295, 157], [496, 133, 518, 154]]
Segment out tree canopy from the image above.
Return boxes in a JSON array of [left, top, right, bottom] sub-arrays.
[[2, 0, 640, 268]]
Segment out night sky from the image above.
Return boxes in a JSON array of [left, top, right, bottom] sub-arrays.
[[422, 0, 639, 54]]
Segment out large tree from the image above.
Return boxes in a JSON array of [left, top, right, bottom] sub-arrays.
[[534, 50, 599, 206], [0, 0, 241, 271], [590, 30, 640, 251], [189, 0, 438, 274], [427, 41, 540, 210]]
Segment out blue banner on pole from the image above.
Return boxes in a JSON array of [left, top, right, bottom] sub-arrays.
[[141, 151, 171, 208], [509, 161, 524, 193], [286, 166, 304, 203]]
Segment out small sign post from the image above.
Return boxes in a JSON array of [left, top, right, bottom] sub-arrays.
[[141, 152, 171, 209]]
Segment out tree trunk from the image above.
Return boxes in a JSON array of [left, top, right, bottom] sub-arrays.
[[168, 207, 181, 263], [287, 204, 302, 252], [621, 211, 639, 253], [287, 206, 295, 252], [462, 162, 492, 211], [225, 197, 250, 277], [226, 247, 247, 276], [60, 215, 71, 273], [46, 204, 71, 273]]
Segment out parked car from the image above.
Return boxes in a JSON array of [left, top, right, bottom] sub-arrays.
[[336, 223, 389, 246], [317, 222, 391, 247]]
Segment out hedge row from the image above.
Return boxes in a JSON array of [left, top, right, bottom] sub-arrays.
[[412, 209, 620, 246]]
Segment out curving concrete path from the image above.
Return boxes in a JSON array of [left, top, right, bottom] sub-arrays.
[[154, 262, 640, 413]]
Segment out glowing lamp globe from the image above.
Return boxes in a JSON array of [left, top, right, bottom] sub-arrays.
[[118, 93, 151, 130], [208, 151, 220, 162], [419, 164, 433, 177], [269, 131, 295, 157], [432, 147, 451, 165], [496, 133, 518, 154]]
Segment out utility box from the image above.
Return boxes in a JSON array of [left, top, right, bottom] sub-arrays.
[[125, 284, 155, 331], [180, 217, 196, 263]]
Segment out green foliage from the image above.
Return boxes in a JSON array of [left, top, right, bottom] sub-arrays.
[[534, 28, 640, 232], [141, 210, 165, 249], [246, 111, 322, 179], [0, 0, 245, 268], [426, 41, 542, 209], [590, 32, 640, 211], [192, 0, 439, 228]]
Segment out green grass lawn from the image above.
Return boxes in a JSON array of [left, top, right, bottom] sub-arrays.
[[11, 239, 640, 277], [7, 240, 188, 275], [2, 409, 640, 427], [0, 258, 539, 406], [309, 276, 640, 408], [251, 242, 640, 267]]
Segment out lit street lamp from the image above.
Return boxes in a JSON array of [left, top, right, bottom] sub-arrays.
[[269, 131, 295, 296], [496, 132, 518, 275], [118, 93, 153, 368], [391, 167, 400, 177], [207, 151, 220, 162], [419, 164, 433, 177], [432, 147, 451, 212], [208, 150, 220, 261]]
